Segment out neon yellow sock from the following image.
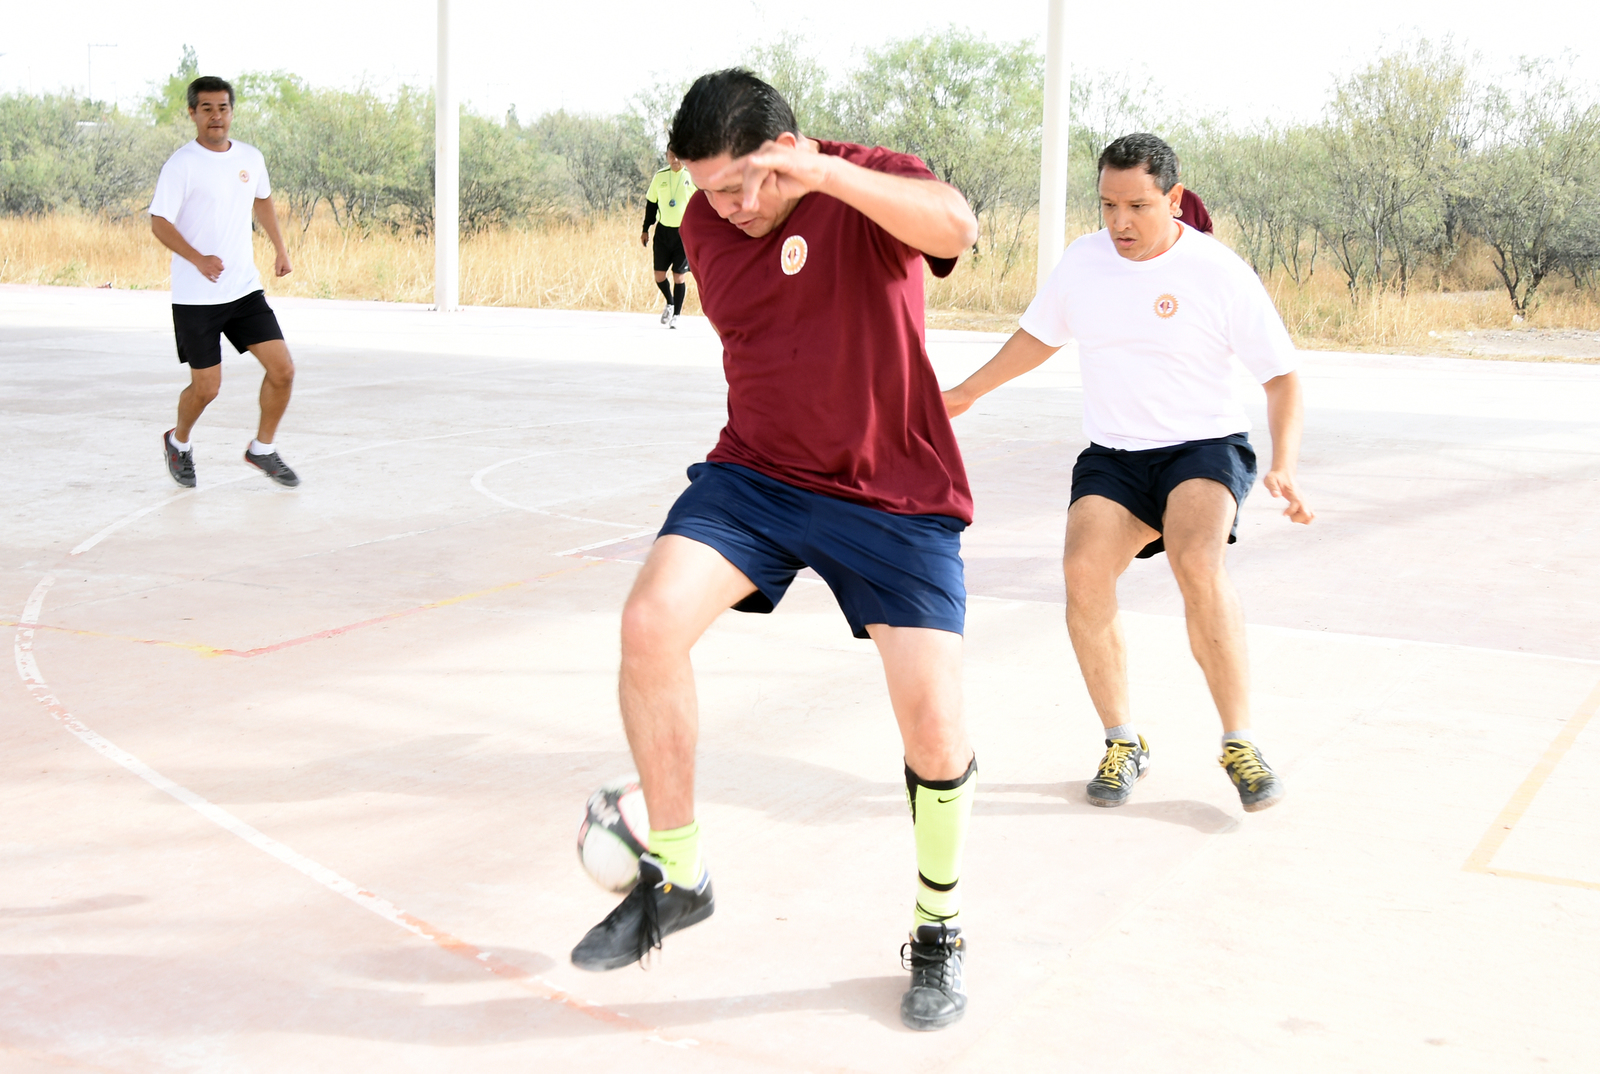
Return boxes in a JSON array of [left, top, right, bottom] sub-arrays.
[[906, 757, 977, 930], [647, 821, 702, 887]]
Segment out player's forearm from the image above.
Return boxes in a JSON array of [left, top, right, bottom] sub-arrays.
[[948, 329, 1058, 407], [254, 198, 288, 255], [151, 216, 204, 265], [1263, 372, 1304, 474], [816, 156, 977, 259]]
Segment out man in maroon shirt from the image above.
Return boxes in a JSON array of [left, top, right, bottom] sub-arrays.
[[569, 69, 980, 1032]]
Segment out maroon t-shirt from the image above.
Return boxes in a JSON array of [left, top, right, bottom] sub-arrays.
[[1179, 188, 1214, 235], [680, 141, 973, 524]]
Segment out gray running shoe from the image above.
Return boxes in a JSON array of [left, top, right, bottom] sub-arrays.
[[1086, 735, 1150, 807], [660, 301, 672, 324], [244, 447, 300, 487], [900, 924, 967, 1031], [163, 428, 195, 488], [571, 854, 715, 971], [1219, 739, 1285, 812]]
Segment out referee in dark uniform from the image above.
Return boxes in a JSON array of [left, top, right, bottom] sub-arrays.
[[640, 150, 694, 327]]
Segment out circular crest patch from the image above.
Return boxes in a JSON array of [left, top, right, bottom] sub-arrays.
[[780, 235, 808, 276], [1154, 293, 1179, 319], [239, 170, 250, 183]]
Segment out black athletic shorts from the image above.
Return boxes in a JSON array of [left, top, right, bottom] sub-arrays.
[[1070, 433, 1257, 559], [652, 225, 689, 274], [660, 462, 967, 639], [172, 290, 284, 369]]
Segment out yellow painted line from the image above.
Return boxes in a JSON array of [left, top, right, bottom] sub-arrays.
[[1481, 867, 1600, 892], [1463, 675, 1600, 885]]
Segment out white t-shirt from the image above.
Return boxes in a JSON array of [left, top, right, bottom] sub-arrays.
[[1019, 224, 1297, 450], [149, 139, 271, 305]]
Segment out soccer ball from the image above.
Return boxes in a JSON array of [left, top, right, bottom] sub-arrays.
[[577, 776, 650, 893]]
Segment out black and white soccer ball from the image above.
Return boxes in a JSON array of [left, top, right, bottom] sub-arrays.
[[577, 776, 650, 893]]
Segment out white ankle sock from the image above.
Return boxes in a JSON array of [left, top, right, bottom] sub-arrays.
[[169, 431, 192, 452], [1222, 729, 1254, 745], [1104, 723, 1137, 743], [248, 439, 275, 456]]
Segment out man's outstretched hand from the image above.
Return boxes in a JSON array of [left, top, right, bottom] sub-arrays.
[[1263, 469, 1314, 524]]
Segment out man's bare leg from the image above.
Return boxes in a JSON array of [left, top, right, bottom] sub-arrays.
[[1162, 479, 1249, 732], [1062, 495, 1159, 729], [868, 623, 975, 1030], [246, 339, 295, 444], [617, 534, 757, 831], [175, 365, 222, 442]]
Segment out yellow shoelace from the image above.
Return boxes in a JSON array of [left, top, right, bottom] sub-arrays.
[[1219, 742, 1271, 790], [1096, 740, 1138, 785]]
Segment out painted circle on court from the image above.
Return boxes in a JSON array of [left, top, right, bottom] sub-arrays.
[[781, 235, 808, 275], [1154, 293, 1179, 318]]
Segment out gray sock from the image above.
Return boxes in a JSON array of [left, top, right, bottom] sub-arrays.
[[1222, 729, 1254, 746], [1104, 723, 1137, 743]]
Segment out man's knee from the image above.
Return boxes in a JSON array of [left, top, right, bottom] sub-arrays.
[[265, 359, 295, 390], [620, 589, 695, 661], [188, 371, 222, 404], [1063, 546, 1119, 598], [1167, 541, 1227, 591]]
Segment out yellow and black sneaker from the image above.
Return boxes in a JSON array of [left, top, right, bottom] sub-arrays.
[[570, 853, 715, 972], [1219, 739, 1285, 812], [1086, 735, 1150, 807], [900, 923, 967, 1031]]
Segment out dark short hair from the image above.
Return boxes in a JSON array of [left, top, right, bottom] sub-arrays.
[[1097, 133, 1179, 193], [668, 68, 798, 162], [187, 76, 235, 111]]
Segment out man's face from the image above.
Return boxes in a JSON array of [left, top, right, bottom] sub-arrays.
[[667, 150, 682, 172], [1099, 166, 1183, 261], [683, 132, 802, 238], [190, 91, 233, 146]]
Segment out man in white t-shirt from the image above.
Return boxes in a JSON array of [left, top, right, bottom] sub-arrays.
[[943, 133, 1314, 813], [150, 75, 299, 489]]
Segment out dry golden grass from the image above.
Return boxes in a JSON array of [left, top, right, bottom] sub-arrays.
[[5, 210, 1598, 357]]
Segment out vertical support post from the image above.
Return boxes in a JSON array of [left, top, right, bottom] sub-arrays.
[[434, 0, 460, 312], [1037, 0, 1071, 291]]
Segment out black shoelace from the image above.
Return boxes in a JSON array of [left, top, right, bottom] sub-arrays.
[[901, 927, 959, 990]]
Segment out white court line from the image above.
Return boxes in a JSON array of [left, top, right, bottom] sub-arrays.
[[10, 573, 694, 1044], [555, 530, 658, 557], [470, 440, 696, 528], [69, 417, 639, 557]]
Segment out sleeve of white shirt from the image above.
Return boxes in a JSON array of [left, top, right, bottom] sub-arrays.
[[148, 155, 184, 221], [1017, 255, 1074, 347], [1226, 265, 1298, 383]]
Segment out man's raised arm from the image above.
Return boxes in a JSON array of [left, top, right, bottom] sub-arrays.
[[715, 135, 978, 258]]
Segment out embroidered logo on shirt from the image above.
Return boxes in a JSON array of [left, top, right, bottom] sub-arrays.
[[781, 235, 808, 276], [239, 170, 250, 183], [1154, 294, 1179, 318]]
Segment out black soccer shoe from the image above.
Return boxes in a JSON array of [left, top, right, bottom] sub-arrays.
[[163, 429, 195, 488], [1086, 735, 1150, 807], [244, 447, 300, 487], [1219, 739, 1286, 813], [570, 854, 715, 972], [900, 923, 967, 1031]]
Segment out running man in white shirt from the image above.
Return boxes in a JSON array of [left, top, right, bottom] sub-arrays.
[[943, 133, 1314, 812], [150, 75, 299, 488]]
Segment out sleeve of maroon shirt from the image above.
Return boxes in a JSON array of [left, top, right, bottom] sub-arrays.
[[830, 142, 960, 279]]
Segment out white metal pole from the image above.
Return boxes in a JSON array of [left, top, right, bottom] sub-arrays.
[[435, 0, 460, 311], [1037, 0, 1071, 291]]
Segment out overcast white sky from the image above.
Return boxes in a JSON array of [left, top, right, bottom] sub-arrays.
[[3, 0, 1596, 128]]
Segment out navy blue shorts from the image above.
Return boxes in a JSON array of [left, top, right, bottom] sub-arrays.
[[659, 462, 967, 639], [1070, 433, 1257, 559]]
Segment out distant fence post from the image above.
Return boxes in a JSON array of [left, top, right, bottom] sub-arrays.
[[434, 0, 460, 311], [1037, 0, 1070, 292]]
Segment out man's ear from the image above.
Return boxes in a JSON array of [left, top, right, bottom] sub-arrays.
[[1168, 183, 1186, 217], [774, 130, 801, 148]]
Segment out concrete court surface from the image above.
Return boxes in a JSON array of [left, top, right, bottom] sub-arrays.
[[2, 282, 1598, 1073]]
